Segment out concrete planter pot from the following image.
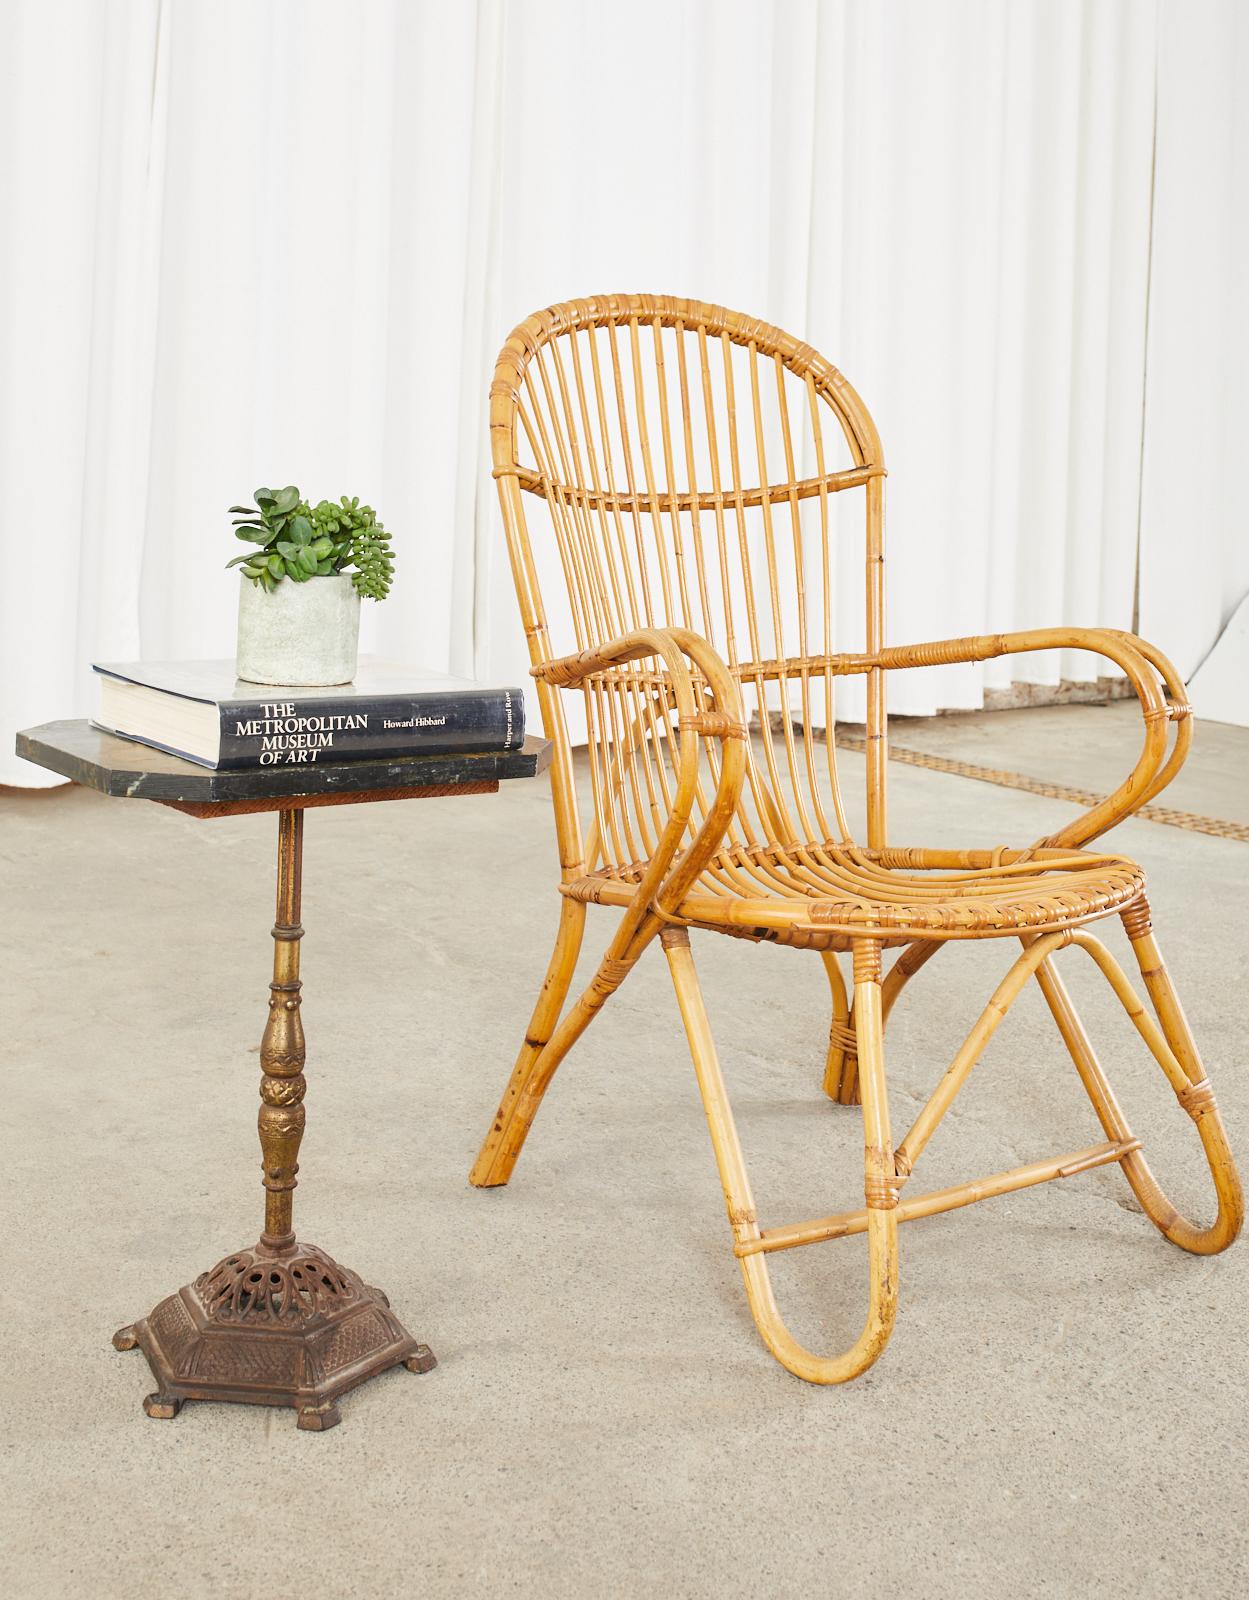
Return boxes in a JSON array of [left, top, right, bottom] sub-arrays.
[[235, 572, 361, 686]]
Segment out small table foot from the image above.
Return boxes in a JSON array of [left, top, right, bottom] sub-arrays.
[[142, 1392, 183, 1420], [296, 1401, 342, 1432], [115, 1239, 433, 1431]]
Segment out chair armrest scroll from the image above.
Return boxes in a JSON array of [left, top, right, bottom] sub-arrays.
[[875, 627, 1192, 848], [533, 628, 748, 919]]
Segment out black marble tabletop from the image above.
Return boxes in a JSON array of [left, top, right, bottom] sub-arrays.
[[16, 720, 551, 804]]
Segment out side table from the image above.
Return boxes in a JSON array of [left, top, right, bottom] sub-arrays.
[[16, 720, 551, 1431]]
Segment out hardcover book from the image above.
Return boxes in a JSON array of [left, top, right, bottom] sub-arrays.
[[92, 659, 524, 770]]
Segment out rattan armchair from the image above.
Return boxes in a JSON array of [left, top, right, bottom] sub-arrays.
[[470, 294, 1242, 1383]]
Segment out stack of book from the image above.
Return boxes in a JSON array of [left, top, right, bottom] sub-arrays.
[[91, 660, 524, 770]]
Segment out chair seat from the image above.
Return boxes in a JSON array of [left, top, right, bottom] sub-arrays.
[[563, 842, 1146, 946]]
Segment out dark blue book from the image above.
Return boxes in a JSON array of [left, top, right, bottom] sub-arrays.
[[92, 658, 524, 770]]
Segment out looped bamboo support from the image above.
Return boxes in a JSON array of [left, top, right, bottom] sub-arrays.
[[1030, 929, 1242, 1256], [470, 292, 1242, 1382]]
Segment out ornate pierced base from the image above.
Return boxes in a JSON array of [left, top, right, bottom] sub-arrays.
[[113, 1241, 435, 1431]]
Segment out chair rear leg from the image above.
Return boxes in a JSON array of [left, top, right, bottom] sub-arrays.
[[665, 927, 899, 1383], [819, 952, 855, 1102], [825, 939, 940, 1107], [470, 897, 587, 1187]]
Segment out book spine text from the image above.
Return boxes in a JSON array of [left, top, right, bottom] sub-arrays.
[[217, 691, 522, 769]]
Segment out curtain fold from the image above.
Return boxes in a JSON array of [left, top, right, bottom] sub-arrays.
[[1138, 0, 1249, 683], [1, 0, 1242, 786]]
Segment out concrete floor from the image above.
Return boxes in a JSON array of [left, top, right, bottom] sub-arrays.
[[890, 700, 1249, 828], [2, 705, 1247, 1599]]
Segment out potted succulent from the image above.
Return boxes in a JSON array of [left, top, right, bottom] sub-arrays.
[[228, 485, 395, 685]]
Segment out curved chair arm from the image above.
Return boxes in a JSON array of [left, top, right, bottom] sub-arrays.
[[873, 627, 1192, 849], [532, 627, 748, 922]]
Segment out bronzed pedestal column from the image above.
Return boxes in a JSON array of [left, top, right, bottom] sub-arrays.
[[113, 808, 435, 1431]]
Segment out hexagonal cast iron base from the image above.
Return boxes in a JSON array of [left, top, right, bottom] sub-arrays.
[[113, 1240, 435, 1431]]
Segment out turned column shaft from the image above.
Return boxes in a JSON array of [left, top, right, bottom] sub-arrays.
[[259, 808, 306, 1252]]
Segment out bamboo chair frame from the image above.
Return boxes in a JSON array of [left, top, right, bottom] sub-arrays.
[[470, 293, 1242, 1382]]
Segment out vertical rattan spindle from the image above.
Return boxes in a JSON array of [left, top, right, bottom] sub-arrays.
[[258, 808, 307, 1254]]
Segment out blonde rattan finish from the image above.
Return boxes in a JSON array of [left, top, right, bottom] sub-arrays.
[[470, 293, 1242, 1383]]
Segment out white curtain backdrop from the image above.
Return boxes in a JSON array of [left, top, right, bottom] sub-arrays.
[[2, 0, 1244, 785], [1138, 0, 1249, 680]]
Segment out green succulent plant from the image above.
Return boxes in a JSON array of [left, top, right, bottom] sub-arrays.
[[226, 485, 395, 600]]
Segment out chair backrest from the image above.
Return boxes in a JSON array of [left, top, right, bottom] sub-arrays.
[[490, 293, 892, 874]]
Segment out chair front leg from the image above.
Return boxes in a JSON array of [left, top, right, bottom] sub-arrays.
[[665, 927, 899, 1383], [1027, 907, 1243, 1257], [1117, 902, 1243, 1254], [470, 897, 587, 1187]]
